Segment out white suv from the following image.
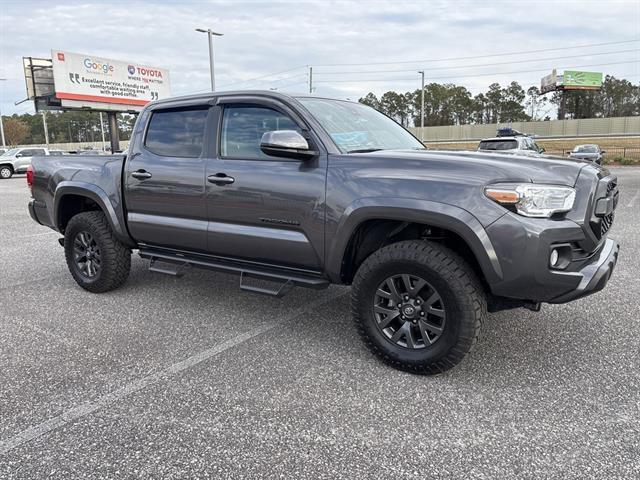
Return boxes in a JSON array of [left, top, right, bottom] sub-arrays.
[[477, 130, 545, 157], [0, 147, 50, 179]]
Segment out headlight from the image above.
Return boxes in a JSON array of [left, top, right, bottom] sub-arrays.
[[485, 183, 576, 218]]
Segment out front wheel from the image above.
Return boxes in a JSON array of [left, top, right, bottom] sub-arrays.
[[351, 240, 486, 374], [64, 211, 131, 293], [0, 166, 13, 179]]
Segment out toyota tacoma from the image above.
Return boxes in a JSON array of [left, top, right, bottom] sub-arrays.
[[27, 91, 620, 374]]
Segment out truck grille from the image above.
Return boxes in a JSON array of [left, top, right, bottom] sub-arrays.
[[600, 212, 615, 237], [589, 177, 618, 240]]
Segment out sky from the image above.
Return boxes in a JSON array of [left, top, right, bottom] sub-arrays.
[[0, 0, 639, 116]]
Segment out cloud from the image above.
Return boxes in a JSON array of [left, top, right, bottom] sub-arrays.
[[1, 0, 638, 115]]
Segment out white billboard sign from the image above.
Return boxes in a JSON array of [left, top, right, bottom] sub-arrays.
[[540, 69, 557, 94], [51, 50, 171, 111]]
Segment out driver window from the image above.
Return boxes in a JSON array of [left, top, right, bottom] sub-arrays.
[[221, 106, 300, 159]]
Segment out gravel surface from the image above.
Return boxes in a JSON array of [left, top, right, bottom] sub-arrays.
[[1, 168, 639, 479]]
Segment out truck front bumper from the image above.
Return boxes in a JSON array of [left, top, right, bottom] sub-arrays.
[[547, 238, 618, 303], [486, 212, 619, 304]]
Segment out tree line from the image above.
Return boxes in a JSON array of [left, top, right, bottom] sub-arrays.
[[358, 75, 639, 127], [1, 111, 135, 146]]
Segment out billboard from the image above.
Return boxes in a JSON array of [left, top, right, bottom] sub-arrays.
[[562, 71, 603, 90], [541, 69, 557, 94], [23, 57, 55, 99], [51, 50, 171, 111]]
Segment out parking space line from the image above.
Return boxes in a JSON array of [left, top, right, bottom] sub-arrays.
[[626, 189, 639, 208], [0, 291, 346, 456], [21, 231, 60, 238]]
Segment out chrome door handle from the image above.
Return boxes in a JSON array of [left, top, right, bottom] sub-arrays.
[[208, 173, 235, 185], [131, 170, 152, 179]]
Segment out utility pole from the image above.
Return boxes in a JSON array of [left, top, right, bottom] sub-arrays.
[[41, 112, 49, 148], [418, 71, 425, 143], [196, 28, 223, 91], [309, 66, 313, 94], [99, 112, 106, 151], [0, 78, 6, 148]]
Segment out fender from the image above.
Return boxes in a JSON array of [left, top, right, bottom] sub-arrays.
[[54, 181, 136, 247], [325, 197, 504, 285]]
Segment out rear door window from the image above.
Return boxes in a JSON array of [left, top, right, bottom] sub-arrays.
[[145, 107, 209, 158], [479, 140, 517, 151], [21, 149, 45, 156]]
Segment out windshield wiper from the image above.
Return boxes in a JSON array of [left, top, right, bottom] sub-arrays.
[[347, 148, 384, 154]]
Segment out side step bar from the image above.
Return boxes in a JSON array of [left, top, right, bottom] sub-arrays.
[[139, 248, 329, 298]]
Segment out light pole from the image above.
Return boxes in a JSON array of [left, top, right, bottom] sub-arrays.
[[196, 28, 223, 91], [0, 78, 6, 147], [418, 71, 425, 143]]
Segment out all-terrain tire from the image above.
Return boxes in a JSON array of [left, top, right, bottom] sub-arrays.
[[351, 240, 486, 375], [64, 211, 131, 293]]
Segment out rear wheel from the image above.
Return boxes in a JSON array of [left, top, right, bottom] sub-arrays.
[[64, 211, 131, 293], [351, 240, 486, 374], [0, 166, 13, 179]]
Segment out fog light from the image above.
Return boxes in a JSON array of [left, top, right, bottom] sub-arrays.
[[550, 249, 559, 267]]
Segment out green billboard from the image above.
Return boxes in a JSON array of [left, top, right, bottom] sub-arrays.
[[563, 71, 603, 89]]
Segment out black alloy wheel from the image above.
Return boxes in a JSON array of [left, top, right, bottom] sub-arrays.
[[72, 231, 102, 278], [373, 274, 446, 349]]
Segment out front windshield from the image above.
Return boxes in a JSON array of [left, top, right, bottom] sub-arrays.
[[574, 145, 597, 153], [2, 148, 20, 156], [297, 97, 424, 153]]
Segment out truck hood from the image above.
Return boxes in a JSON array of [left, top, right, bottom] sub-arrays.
[[360, 149, 591, 186]]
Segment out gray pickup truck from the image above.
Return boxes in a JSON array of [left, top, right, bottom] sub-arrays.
[[28, 91, 620, 374]]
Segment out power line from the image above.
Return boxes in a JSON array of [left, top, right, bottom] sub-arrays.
[[313, 49, 638, 75], [314, 60, 640, 84], [312, 39, 639, 67], [214, 39, 638, 92], [269, 80, 309, 91], [219, 65, 307, 88], [218, 72, 309, 92]]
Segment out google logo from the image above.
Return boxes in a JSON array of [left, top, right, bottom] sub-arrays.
[[83, 58, 114, 74]]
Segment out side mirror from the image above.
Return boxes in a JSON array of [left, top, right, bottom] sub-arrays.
[[538, 147, 546, 153], [15, 153, 23, 158], [260, 130, 317, 160], [600, 150, 606, 154]]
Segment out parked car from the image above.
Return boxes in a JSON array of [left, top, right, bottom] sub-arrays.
[[0, 147, 50, 179], [77, 150, 104, 155], [478, 128, 545, 156], [28, 91, 619, 374], [49, 149, 67, 156], [569, 144, 605, 164]]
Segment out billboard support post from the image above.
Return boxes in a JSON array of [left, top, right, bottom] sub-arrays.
[[0, 77, 6, 147], [107, 112, 119, 153], [99, 112, 106, 152], [0, 110, 5, 148], [41, 112, 49, 148]]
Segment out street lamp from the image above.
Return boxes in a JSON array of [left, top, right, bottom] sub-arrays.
[[195, 28, 223, 91], [418, 71, 425, 143], [0, 78, 6, 147]]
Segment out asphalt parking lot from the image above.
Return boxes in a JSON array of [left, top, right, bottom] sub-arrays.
[[1, 168, 639, 479]]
